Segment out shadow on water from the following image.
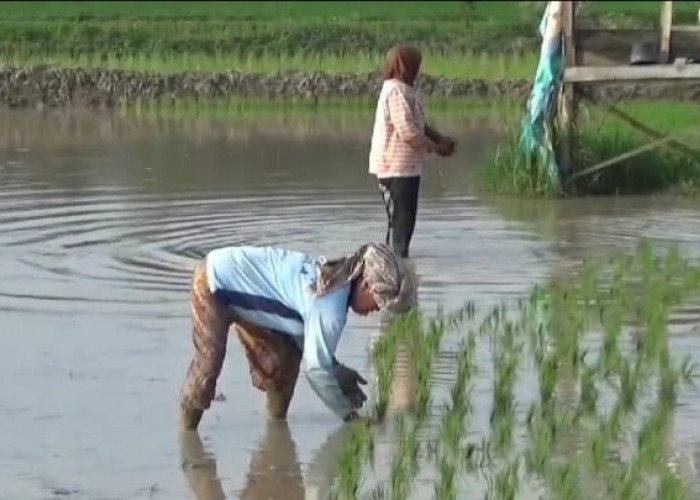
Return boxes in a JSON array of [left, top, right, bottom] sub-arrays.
[[2, 109, 700, 498]]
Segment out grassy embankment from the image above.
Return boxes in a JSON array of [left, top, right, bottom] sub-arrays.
[[479, 101, 700, 198], [333, 241, 700, 499], [2, 1, 699, 196]]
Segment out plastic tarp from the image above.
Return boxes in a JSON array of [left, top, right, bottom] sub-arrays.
[[519, 1, 564, 185]]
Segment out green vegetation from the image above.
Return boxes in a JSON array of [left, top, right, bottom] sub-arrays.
[[332, 240, 700, 499], [478, 101, 700, 198], [2, 1, 698, 75], [115, 95, 523, 121], [2, 50, 539, 80], [3, 1, 698, 24], [0, 1, 541, 64]]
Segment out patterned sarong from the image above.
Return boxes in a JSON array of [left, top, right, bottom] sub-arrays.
[[180, 260, 302, 412]]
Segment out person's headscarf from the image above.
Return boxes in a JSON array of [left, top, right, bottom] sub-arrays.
[[382, 44, 422, 86], [310, 242, 417, 314]]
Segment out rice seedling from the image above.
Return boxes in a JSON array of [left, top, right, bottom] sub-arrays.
[[1, 49, 540, 81], [332, 239, 700, 499], [434, 454, 457, 500], [3, 1, 697, 66], [489, 458, 521, 500], [388, 418, 421, 500], [5, 1, 698, 26], [334, 418, 375, 500], [0, 2, 545, 62], [489, 316, 521, 456]]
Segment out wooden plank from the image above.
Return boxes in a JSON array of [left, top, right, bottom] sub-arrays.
[[575, 27, 700, 36], [564, 63, 700, 83], [562, 1, 577, 67], [671, 25, 700, 33], [659, 1, 674, 63]]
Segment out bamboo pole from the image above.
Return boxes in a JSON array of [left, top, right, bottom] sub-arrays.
[[659, 1, 674, 63], [557, 1, 578, 173], [566, 125, 700, 183]]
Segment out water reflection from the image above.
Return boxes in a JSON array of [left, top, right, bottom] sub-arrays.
[[485, 194, 700, 263], [0, 108, 501, 151], [180, 431, 227, 500], [372, 310, 419, 419], [180, 421, 353, 500]]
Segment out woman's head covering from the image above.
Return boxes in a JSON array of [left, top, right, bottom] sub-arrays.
[[382, 44, 423, 86], [311, 242, 417, 314]]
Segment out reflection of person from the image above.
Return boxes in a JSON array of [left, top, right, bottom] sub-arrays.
[[303, 424, 355, 500], [369, 44, 457, 258], [384, 322, 418, 416], [179, 242, 417, 430], [369, 298, 419, 420], [179, 431, 226, 500], [179, 423, 354, 500], [239, 421, 305, 500]]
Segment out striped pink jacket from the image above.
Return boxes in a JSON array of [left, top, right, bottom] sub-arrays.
[[368, 78, 428, 179]]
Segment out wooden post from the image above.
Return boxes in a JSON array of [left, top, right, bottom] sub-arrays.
[[659, 1, 674, 63], [558, 1, 578, 174]]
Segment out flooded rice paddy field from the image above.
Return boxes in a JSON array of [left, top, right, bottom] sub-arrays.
[[1, 109, 700, 500]]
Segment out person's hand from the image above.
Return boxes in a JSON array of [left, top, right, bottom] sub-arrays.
[[424, 138, 439, 155], [334, 363, 368, 409], [343, 411, 383, 426], [435, 136, 456, 157]]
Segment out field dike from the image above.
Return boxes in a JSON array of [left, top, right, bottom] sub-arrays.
[[1, 66, 699, 108]]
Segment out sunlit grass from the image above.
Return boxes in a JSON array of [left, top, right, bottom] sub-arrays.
[[1, 1, 697, 73], [478, 101, 700, 198], [115, 95, 524, 122], [1, 1, 697, 24], [3, 50, 539, 81]]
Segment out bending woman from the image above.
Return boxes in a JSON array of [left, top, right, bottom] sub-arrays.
[[179, 242, 416, 430]]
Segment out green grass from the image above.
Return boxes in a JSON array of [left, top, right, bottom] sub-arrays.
[[115, 95, 523, 121], [2, 1, 697, 64], [0, 4, 542, 60], [3, 50, 539, 80], [0, 18, 538, 59], [2, 1, 697, 23], [0, 2, 536, 21], [477, 101, 700, 198]]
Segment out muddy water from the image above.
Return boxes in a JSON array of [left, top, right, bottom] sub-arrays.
[[2, 109, 700, 500]]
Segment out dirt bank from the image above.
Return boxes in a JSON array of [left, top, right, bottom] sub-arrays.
[[0, 66, 698, 108]]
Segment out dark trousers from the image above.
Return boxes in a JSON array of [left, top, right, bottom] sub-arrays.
[[377, 176, 421, 258]]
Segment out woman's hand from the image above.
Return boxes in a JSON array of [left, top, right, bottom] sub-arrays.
[[435, 136, 456, 157], [334, 363, 368, 409], [424, 124, 456, 157], [343, 412, 384, 426]]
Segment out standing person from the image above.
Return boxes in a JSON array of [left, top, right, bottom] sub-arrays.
[[369, 44, 457, 258], [179, 241, 417, 430]]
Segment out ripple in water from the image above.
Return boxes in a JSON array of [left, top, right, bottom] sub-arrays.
[[0, 186, 368, 314], [4, 113, 700, 499]]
